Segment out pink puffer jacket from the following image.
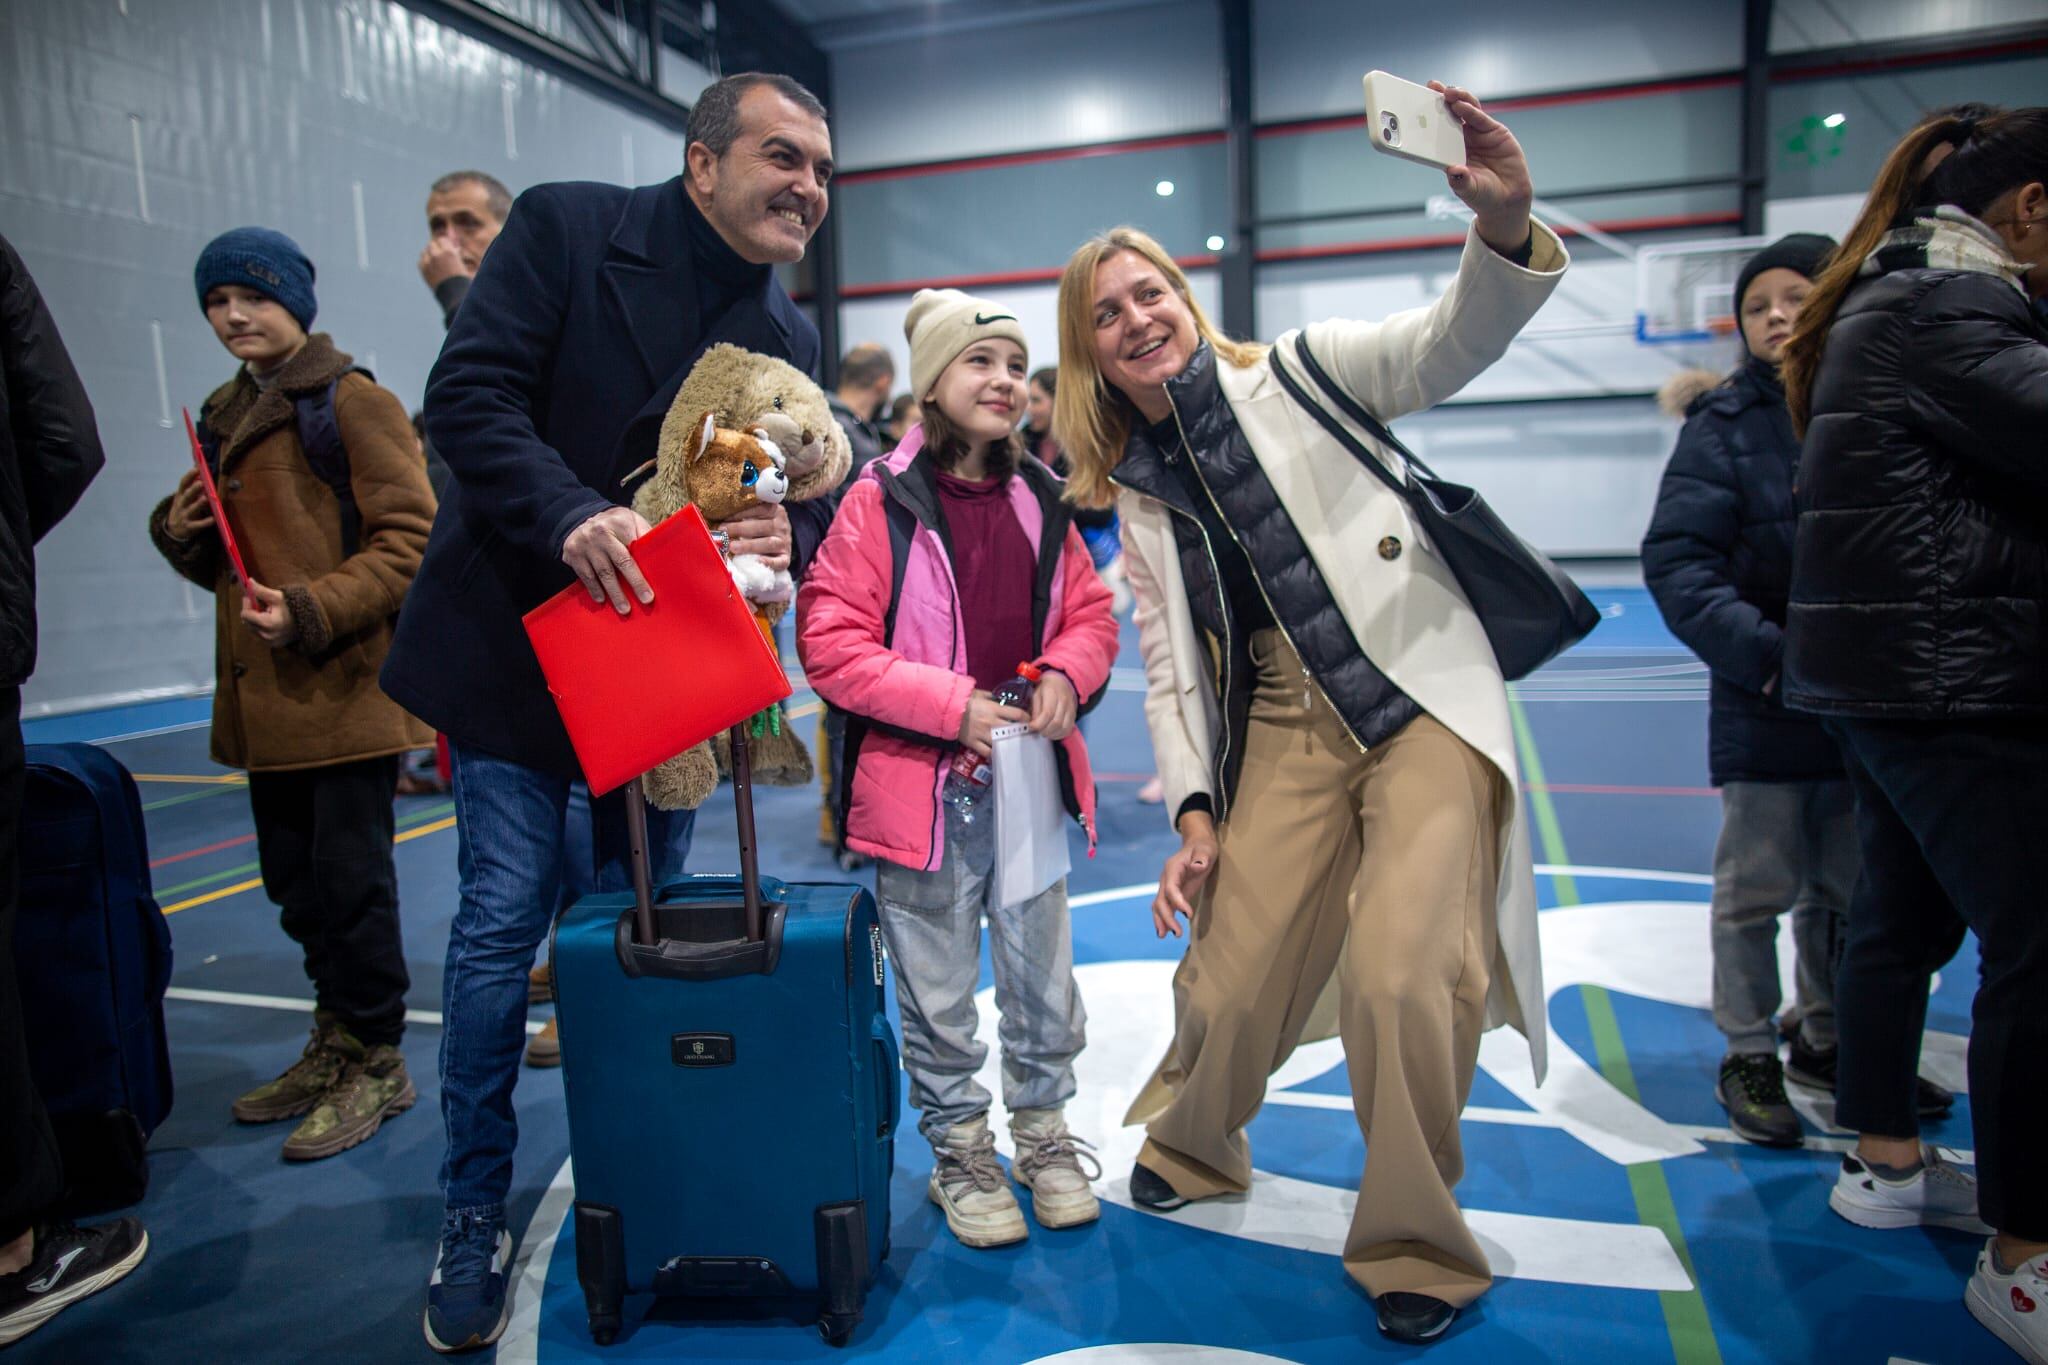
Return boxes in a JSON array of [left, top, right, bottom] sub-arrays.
[[796, 429, 1119, 872]]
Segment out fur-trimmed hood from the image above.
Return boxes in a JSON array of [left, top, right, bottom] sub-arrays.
[[1657, 366, 1726, 418], [200, 333, 360, 470]]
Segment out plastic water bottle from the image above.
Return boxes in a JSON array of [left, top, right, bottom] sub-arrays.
[[944, 662, 1042, 826]]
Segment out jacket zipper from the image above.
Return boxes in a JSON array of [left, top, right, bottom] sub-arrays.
[[1164, 390, 1368, 759]]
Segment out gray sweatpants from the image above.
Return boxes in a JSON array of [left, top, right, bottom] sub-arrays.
[[1711, 778, 1857, 1054], [874, 802, 1086, 1142]]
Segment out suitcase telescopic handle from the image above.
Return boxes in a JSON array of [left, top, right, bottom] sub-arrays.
[[623, 723, 766, 948]]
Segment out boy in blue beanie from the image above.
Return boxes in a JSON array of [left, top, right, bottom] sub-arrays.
[[151, 228, 436, 1163]]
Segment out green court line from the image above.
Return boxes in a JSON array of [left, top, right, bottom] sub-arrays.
[[1509, 692, 1723, 1365], [142, 783, 245, 812], [153, 801, 456, 897]]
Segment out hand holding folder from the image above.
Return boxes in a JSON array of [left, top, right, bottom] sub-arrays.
[[522, 505, 791, 796]]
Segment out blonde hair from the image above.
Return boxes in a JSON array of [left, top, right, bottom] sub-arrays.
[[1051, 227, 1267, 509]]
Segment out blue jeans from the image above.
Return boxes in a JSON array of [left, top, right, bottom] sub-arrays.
[[439, 742, 695, 1224]]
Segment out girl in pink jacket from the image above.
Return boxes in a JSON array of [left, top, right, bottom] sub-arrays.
[[797, 289, 1119, 1252]]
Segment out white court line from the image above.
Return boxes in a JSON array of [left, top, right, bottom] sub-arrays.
[[1071, 866, 1714, 910], [496, 1157, 578, 1365], [165, 986, 550, 1035], [1264, 1092, 1975, 1166]]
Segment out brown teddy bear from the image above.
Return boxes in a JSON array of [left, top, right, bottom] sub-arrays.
[[632, 345, 850, 811]]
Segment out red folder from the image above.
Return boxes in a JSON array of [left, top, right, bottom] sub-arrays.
[[521, 505, 791, 796], [182, 407, 259, 611]]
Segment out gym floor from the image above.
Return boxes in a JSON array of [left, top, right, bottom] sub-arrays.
[[17, 586, 1991, 1364]]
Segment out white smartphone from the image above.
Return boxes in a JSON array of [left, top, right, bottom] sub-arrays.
[[1363, 71, 1466, 172]]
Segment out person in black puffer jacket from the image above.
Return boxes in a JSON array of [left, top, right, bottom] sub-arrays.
[[1643, 232, 1897, 1151], [1782, 104, 2048, 1356]]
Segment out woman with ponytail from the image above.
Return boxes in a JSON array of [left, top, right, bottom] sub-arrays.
[[1780, 105, 2048, 1363]]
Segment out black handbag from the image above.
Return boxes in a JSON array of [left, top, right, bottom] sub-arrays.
[[1268, 336, 1599, 681]]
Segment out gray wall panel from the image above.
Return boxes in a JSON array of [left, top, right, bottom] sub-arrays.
[[1253, 0, 1746, 123], [4, 0, 685, 715], [1772, 0, 2048, 52], [829, 3, 1224, 169]]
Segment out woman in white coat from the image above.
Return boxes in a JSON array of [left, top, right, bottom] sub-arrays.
[[1052, 83, 1563, 1344]]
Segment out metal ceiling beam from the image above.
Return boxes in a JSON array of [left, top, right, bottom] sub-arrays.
[[402, 0, 694, 130], [1740, 0, 1771, 234], [1220, 0, 1255, 340], [804, 0, 1182, 52], [561, 0, 639, 80]]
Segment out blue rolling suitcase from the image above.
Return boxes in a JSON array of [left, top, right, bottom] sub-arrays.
[[18, 744, 174, 1213], [551, 725, 897, 1347]]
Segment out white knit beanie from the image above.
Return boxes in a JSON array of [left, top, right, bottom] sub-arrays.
[[903, 288, 1028, 404]]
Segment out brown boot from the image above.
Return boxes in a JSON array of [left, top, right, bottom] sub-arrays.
[[282, 1044, 416, 1161], [524, 1017, 561, 1068], [528, 961, 553, 1005], [231, 1014, 352, 1124]]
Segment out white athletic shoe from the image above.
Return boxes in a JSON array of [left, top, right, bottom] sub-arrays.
[[1967, 1239, 2048, 1364], [1010, 1107, 1103, 1230], [928, 1116, 1028, 1249], [1828, 1148, 1991, 1234]]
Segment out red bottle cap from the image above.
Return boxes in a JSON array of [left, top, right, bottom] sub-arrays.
[[1016, 662, 1043, 681]]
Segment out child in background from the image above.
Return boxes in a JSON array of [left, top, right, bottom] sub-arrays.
[[150, 228, 435, 1162], [798, 290, 1119, 1248]]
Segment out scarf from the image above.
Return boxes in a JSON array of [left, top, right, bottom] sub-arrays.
[[1859, 205, 2030, 294]]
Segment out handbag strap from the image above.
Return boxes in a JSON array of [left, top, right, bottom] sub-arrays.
[[1269, 344, 1425, 513], [1287, 334, 1444, 483]]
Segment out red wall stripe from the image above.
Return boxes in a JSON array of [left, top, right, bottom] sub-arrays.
[[833, 254, 1221, 301]]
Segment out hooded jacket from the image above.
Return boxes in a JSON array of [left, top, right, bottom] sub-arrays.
[[149, 335, 434, 770], [796, 429, 1119, 872], [1641, 359, 1844, 783]]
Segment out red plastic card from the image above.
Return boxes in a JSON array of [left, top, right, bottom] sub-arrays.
[[182, 407, 259, 611], [522, 505, 791, 796]]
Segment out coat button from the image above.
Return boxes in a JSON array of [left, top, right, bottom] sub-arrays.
[[225, 478, 242, 493], [1378, 535, 1402, 561], [231, 662, 247, 678]]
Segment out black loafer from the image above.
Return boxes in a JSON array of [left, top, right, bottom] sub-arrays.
[[1915, 1075, 1955, 1118], [1128, 1162, 1189, 1211], [1374, 1291, 1457, 1343]]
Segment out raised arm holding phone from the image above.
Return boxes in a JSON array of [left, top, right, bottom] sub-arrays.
[[1052, 78, 1563, 1346]]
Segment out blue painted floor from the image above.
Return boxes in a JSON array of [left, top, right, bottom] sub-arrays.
[[16, 589, 1997, 1364]]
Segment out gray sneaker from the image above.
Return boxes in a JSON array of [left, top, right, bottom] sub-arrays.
[[232, 1013, 353, 1124], [928, 1116, 1027, 1248], [1009, 1108, 1102, 1229]]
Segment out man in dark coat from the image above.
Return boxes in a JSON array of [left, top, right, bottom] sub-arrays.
[[0, 233, 149, 1347], [384, 73, 838, 1355], [1642, 232, 1948, 1149]]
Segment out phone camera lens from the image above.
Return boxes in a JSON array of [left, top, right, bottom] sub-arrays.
[[1380, 111, 1400, 145]]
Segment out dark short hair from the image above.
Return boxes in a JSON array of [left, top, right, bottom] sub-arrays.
[[687, 73, 828, 158], [888, 393, 919, 425], [839, 342, 895, 389], [430, 171, 513, 223], [1029, 367, 1057, 396]]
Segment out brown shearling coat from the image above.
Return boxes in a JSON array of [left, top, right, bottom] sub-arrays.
[[150, 335, 434, 771]]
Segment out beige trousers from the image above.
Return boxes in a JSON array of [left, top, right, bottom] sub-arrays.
[[1133, 629, 1503, 1306]]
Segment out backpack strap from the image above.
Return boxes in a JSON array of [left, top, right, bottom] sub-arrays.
[[293, 368, 372, 556]]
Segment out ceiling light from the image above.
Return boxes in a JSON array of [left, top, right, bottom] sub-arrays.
[[1206, 235, 1225, 251], [1155, 180, 1175, 197], [1823, 112, 1846, 128]]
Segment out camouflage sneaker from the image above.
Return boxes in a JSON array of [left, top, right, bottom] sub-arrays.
[[282, 1044, 416, 1161], [231, 1014, 355, 1124]]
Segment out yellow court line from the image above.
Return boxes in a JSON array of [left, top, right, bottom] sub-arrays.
[[786, 700, 823, 720], [162, 816, 457, 915], [132, 773, 248, 785]]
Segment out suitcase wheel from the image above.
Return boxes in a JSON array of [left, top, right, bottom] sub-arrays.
[[589, 1314, 620, 1347], [818, 1312, 857, 1347]]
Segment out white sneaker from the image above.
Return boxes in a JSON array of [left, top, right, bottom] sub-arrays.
[[1010, 1107, 1103, 1230], [928, 1116, 1028, 1249], [1829, 1148, 1991, 1234], [1967, 1240, 2048, 1364]]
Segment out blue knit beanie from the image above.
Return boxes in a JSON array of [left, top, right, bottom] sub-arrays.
[[194, 227, 317, 331]]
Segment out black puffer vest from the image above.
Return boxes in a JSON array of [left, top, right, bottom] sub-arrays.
[[1113, 343, 1418, 816]]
